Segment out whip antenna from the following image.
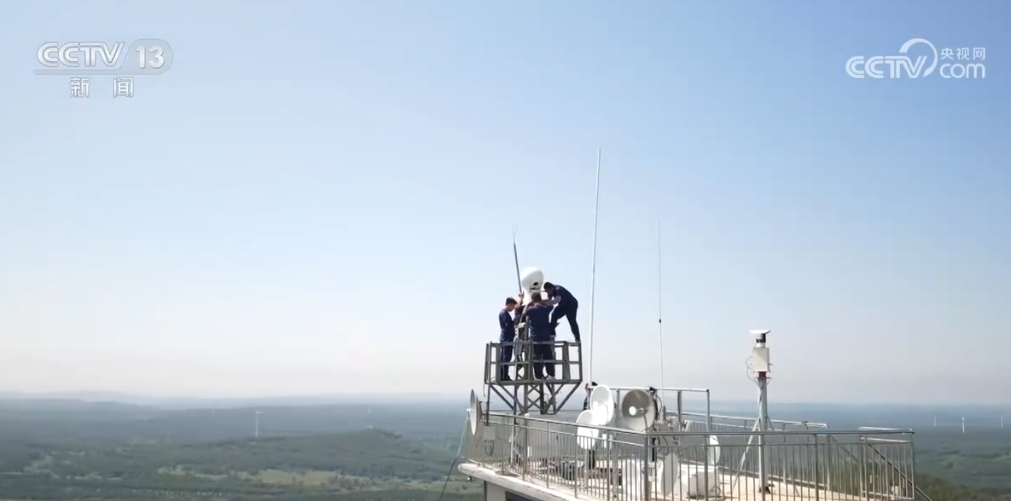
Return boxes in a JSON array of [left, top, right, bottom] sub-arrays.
[[588, 148, 602, 382], [512, 227, 522, 294], [657, 220, 665, 396]]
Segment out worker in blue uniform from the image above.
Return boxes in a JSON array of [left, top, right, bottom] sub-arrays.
[[498, 297, 518, 381], [523, 292, 556, 380], [543, 282, 580, 343]]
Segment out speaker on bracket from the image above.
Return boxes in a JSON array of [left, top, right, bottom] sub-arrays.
[[619, 389, 657, 432]]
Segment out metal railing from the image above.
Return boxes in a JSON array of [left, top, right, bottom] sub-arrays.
[[465, 412, 917, 501]]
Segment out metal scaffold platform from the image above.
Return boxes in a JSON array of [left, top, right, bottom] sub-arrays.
[[483, 340, 583, 416]]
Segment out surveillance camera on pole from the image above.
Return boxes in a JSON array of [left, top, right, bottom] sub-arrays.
[[750, 329, 773, 497]]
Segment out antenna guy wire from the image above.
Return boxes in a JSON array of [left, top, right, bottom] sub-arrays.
[[587, 148, 602, 384]]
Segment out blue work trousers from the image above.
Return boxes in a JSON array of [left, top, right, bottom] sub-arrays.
[[530, 339, 556, 379], [499, 334, 515, 380], [550, 305, 581, 342]]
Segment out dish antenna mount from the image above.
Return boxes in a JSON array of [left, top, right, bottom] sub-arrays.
[[468, 389, 485, 436], [589, 385, 616, 424], [575, 409, 602, 450]]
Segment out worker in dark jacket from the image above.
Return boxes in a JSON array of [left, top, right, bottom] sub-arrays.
[[543, 282, 580, 342], [523, 293, 555, 380], [498, 297, 518, 381]]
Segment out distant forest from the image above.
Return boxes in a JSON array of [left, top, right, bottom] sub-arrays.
[[0, 398, 1008, 501]]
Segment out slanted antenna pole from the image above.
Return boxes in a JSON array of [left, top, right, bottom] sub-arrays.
[[656, 221, 665, 398], [587, 148, 601, 383], [512, 228, 522, 294]]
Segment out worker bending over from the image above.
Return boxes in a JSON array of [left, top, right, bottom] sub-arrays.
[[498, 297, 518, 381], [523, 292, 556, 380], [543, 282, 580, 343]]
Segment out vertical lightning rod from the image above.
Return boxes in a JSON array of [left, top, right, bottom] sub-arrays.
[[587, 148, 602, 383]]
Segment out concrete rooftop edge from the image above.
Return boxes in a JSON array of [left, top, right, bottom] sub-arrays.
[[459, 462, 580, 501]]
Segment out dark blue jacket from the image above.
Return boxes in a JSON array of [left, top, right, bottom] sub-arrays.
[[551, 285, 578, 309], [499, 309, 514, 341], [525, 303, 553, 341]]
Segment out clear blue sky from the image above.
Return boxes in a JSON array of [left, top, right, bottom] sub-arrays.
[[1, 1, 1007, 405]]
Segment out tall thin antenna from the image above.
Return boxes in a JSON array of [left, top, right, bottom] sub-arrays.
[[657, 220, 665, 395], [587, 148, 602, 383], [512, 227, 522, 293]]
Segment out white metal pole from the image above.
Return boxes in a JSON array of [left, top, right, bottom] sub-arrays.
[[758, 373, 769, 500]]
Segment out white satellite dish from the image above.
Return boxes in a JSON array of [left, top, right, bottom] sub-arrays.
[[619, 389, 657, 431], [708, 435, 721, 465], [575, 409, 601, 449], [468, 389, 481, 436], [520, 267, 544, 293], [589, 385, 615, 424]]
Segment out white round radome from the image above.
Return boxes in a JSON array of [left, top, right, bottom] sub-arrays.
[[520, 267, 544, 293]]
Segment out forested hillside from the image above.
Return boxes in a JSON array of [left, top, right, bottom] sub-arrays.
[[0, 399, 1008, 501]]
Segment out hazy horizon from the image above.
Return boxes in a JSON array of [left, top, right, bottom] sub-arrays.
[[2, 1, 1008, 405], [2, 388, 1009, 411]]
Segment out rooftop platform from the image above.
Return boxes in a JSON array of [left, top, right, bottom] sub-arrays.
[[462, 411, 921, 501], [483, 340, 584, 416]]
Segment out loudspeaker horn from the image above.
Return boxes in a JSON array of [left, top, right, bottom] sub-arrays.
[[619, 389, 657, 431]]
